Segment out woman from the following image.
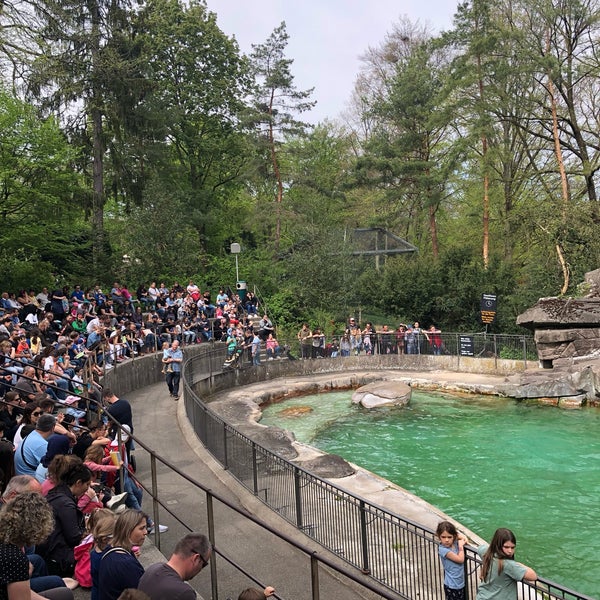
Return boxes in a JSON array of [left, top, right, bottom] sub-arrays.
[[265, 333, 280, 360], [477, 528, 537, 600], [13, 402, 43, 448], [98, 509, 148, 600], [39, 460, 92, 577], [0, 491, 73, 600]]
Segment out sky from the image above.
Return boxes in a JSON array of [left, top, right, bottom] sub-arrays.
[[203, 0, 460, 124]]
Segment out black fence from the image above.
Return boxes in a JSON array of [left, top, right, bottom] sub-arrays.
[[183, 347, 593, 600]]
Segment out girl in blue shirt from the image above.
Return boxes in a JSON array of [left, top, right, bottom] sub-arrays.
[[436, 521, 467, 600]]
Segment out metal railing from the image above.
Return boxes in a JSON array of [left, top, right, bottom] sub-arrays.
[[182, 346, 594, 600], [291, 332, 537, 362]]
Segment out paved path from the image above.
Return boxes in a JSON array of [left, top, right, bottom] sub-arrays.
[[127, 380, 381, 600]]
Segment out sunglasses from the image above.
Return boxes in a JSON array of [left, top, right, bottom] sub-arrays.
[[32, 411, 43, 416], [194, 548, 211, 569]]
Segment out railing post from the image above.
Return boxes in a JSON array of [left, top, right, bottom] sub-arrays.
[[223, 422, 228, 470], [150, 453, 161, 551], [523, 335, 527, 367], [294, 466, 303, 529], [206, 491, 219, 600], [493, 334, 497, 370], [359, 500, 370, 574], [310, 553, 321, 600], [252, 443, 259, 495]]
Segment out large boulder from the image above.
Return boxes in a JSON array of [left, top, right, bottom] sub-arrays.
[[352, 381, 411, 409], [517, 271, 600, 367]]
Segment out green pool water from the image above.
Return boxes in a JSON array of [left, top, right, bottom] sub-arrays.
[[260, 391, 600, 598]]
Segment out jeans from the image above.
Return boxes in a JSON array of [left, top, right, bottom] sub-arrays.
[[166, 371, 181, 396]]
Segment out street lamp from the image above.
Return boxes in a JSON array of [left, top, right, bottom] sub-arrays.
[[230, 242, 241, 282]]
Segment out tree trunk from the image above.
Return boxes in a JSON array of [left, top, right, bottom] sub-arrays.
[[477, 55, 490, 270], [546, 30, 569, 294], [267, 88, 283, 251]]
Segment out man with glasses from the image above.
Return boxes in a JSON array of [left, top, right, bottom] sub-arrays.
[[138, 533, 211, 600]]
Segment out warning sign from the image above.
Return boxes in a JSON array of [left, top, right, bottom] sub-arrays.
[[480, 294, 497, 324]]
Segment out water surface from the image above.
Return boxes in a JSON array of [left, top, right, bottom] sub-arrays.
[[261, 391, 600, 597]]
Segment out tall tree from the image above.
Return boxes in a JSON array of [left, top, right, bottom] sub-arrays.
[[248, 22, 316, 250], [25, 0, 145, 275], [136, 0, 250, 254], [351, 20, 455, 258]]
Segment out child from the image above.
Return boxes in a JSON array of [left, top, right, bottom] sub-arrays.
[[238, 586, 275, 600], [436, 521, 467, 600], [89, 509, 117, 600], [74, 508, 115, 589], [476, 528, 537, 600]]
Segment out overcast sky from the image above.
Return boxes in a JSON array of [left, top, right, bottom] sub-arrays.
[[203, 0, 459, 124]]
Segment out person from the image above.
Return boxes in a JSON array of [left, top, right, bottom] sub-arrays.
[[258, 314, 274, 341], [426, 324, 443, 355], [0, 491, 74, 600], [13, 402, 44, 448], [76, 508, 115, 595], [39, 461, 92, 577], [1, 473, 43, 503], [265, 333, 281, 360], [137, 533, 211, 600], [14, 413, 56, 476], [98, 509, 148, 600], [102, 389, 133, 451], [14, 366, 44, 402], [238, 586, 275, 600], [162, 339, 183, 400], [476, 528, 537, 600], [251, 332, 261, 366], [436, 521, 467, 600], [35, 433, 71, 484]]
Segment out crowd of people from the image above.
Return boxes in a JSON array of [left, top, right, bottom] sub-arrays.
[[297, 318, 444, 359]]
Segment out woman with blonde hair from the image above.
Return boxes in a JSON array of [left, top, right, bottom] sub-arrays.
[[0, 491, 73, 600], [98, 509, 148, 600]]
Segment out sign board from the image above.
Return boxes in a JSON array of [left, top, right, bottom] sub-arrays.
[[480, 293, 497, 324], [459, 335, 474, 357]]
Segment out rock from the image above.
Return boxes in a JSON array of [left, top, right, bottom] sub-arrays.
[[517, 298, 600, 330], [517, 273, 600, 366], [294, 454, 356, 478], [352, 381, 411, 409], [279, 406, 313, 417]]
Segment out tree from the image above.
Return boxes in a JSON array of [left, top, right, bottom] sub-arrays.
[[248, 21, 316, 250], [135, 0, 251, 254], [0, 89, 81, 286], [25, 0, 147, 275], [351, 20, 455, 258]]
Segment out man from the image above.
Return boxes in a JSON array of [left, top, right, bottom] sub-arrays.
[[137, 533, 211, 600], [1, 474, 43, 504], [251, 332, 261, 366], [14, 366, 44, 402], [162, 339, 183, 399], [14, 413, 56, 476], [102, 388, 133, 440]]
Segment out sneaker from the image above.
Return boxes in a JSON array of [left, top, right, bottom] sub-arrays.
[[147, 523, 169, 534], [172, 395, 179, 400], [106, 492, 128, 512], [62, 578, 79, 590]]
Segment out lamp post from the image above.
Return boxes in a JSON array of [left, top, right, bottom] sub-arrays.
[[230, 242, 241, 282]]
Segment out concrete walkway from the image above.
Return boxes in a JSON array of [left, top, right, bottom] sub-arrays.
[[127, 380, 382, 600]]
